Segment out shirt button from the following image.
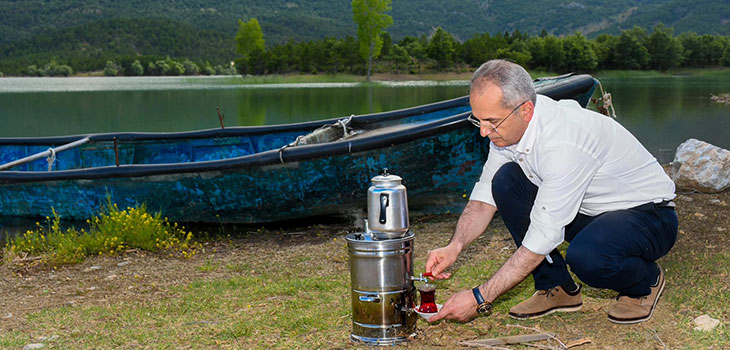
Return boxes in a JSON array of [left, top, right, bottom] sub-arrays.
[[526, 148, 530, 152], [528, 175, 533, 178], [519, 158, 524, 162]]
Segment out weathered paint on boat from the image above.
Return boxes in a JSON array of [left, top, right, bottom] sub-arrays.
[[0, 74, 598, 223]]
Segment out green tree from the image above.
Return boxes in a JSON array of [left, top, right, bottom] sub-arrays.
[[182, 59, 200, 75], [215, 64, 235, 75], [388, 44, 410, 73], [700, 34, 726, 66], [495, 47, 531, 67], [153, 58, 184, 76], [131, 60, 144, 76], [25, 65, 39, 76], [104, 61, 119, 77], [614, 30, 649, 69], [321, 38, 344, 74], [202, 61, 216, 75], [235, 18, 266, 75], [428, 27, 457, 69], [352, 0, 393, 81], [401, 36, 427, 73], [526, 37, 546, 69], [679, 32, 702, 66], [462, 33, 506, 67], [54, 64, 73, 77], [168, 59, 185, 76], [339, 36, 363, 73], [542, 36, 565, 72], [561, 32, 597, 72], [721, 45, 730, 67], [592, 34, 619, 69], [646, 24, 683, 71], [381, 31, 393, 57]]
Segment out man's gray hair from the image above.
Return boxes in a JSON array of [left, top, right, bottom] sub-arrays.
[[470, 60, 536, 109]]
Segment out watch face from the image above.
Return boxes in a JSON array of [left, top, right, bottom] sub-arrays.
[[477, 303, 492, 315]]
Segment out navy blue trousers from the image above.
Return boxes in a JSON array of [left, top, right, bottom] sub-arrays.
[[492, 162, 678, 297]]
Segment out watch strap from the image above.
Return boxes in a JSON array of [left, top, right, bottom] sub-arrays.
[[472, 286, 485, 305]]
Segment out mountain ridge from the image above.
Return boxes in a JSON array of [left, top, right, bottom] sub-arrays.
[[2, 0, 729, 47]]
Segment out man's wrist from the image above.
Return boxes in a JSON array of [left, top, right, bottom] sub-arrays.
[[448, 240, 465, 253], [472, 285, 493, 315]]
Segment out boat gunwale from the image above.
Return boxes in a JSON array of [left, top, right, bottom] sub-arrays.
[[0, 112, 473, 183]]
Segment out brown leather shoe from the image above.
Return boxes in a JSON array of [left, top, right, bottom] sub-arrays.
[[509, 284, 583, 319], [608, 266, 665, 324]]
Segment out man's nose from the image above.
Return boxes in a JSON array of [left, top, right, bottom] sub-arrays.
[[480, 125, 494, 138]]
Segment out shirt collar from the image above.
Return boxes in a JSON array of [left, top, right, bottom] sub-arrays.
[[514, 95, 545, 154]]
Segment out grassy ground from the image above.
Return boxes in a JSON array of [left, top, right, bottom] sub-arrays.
[[1, 188, 728, 349]]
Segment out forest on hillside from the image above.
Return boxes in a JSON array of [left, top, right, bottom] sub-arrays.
[[2, 21, 728, 78], [3, 0, 730, 47], [3, 1, 730, 76]]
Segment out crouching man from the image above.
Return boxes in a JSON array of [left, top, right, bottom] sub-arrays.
[[426, 60, 677, 324]]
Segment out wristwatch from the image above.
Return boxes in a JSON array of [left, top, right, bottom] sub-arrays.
[[472, 286, 493, 315]]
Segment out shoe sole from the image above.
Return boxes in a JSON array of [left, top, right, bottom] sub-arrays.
[[608, 276, 665, 324], [509, 304, 583, 320]]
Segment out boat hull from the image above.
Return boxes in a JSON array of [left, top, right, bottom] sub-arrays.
[[0, 118, 485, 223], [0, 74, 598, 223]]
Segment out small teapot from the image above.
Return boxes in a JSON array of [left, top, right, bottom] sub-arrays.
[[367, 169, 409, 239]]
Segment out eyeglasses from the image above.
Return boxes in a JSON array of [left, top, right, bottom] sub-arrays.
[[467, 100, 528, 133]]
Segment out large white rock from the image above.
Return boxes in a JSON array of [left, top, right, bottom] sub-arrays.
[[671, 139, 730, 193]]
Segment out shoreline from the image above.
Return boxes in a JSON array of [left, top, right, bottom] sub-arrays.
[[3, 67, 730, 82]]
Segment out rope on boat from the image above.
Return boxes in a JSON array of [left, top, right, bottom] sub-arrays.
[[338, 115, 354, 138], [277, 115, 356, 164], [278, 144, 290, 164], [593, 80, 617, 119], [46, 148, 56, 171]]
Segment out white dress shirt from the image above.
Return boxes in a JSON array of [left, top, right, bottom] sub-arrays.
[[470, 94, 676, 256]]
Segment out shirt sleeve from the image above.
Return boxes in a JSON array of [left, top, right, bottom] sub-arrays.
[[521, 144, 602, 255], [469, 144, 511, 206]]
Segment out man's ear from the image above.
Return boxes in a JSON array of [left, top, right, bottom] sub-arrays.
[[522, 101, 535, 122]]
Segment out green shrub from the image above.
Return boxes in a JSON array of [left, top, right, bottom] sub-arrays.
[[131, 60, 144, 76], [4, 203, 199, 267], [182, 59, 200, 75], [103, 60, 119, 76]]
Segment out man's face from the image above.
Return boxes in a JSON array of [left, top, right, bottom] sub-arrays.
[[469, 83, 533, 148]]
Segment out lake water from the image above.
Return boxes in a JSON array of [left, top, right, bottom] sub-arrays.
[[1, 74, 729, 241], [1, 75, 728, 165], [0, 76, 471, 137]]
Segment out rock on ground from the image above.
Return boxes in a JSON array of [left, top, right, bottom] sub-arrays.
[[693, 314, 721, 331], [671, 139, 730, 193], [23, 344, 45, 350]]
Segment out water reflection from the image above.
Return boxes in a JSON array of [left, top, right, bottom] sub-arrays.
[[602, 76, 730, 163], [0, 78, 470, 135], [0, 75, 727, 164]]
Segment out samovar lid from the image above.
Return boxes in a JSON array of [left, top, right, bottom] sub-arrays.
[[370, 168, 402, 186]]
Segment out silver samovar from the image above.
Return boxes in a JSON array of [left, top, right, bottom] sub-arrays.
[[345, 169, 429, 345]]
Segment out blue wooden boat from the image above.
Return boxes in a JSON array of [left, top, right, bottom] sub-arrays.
[[0, 74, 598, 223]]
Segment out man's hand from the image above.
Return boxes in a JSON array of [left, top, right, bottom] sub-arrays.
[[425, 244, 460, 279], [427, 289, 477, 322]]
